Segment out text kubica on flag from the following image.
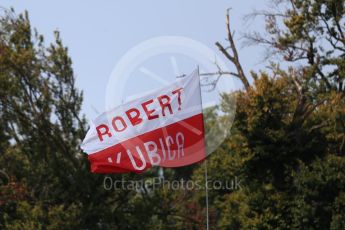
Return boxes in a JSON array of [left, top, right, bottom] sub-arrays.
[[81, 70, 206, 173]]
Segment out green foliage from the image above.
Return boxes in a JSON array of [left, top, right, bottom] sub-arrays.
[[201, 0, 345, 228], [1, 1, 345, 229], [290, 155, 345, 229], [2, 201, 81, 230], [0, 9, 126, 229]]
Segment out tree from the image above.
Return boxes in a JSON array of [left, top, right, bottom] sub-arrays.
[[0, 8, 87, 229], [0, 9, 136, 229], [1, 1, 345, 229], [189, 0, 345, 229]]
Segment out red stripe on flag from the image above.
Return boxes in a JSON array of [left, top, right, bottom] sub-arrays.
[[88, 113, 206, 173]]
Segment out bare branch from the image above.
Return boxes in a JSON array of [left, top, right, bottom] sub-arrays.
[[200, 71, 239, 77], [215, 9, 250, 92]]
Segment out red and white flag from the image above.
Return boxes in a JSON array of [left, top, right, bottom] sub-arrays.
[[81, 70, 206, 173]]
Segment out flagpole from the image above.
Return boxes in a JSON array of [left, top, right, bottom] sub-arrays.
[[204, 159, 209, 230], [177, 67, 209, 230], [197, 66, 209, 230]]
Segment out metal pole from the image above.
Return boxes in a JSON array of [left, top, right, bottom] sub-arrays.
[[205, 159, 209, 230], [177, 67, 210, 230], [197, 66, 209, 230]]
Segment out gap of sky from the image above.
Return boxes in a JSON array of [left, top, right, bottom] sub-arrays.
[[1, 0, 268, 120]]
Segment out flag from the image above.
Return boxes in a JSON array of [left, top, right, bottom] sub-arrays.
[[81, 70, 206, 173]]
